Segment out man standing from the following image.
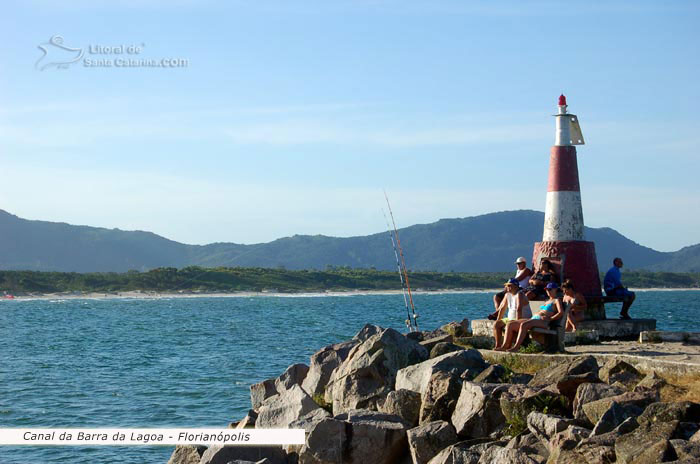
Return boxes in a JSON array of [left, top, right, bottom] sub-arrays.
[[490, 257, 533, 318], [604, 257, 635, 320]]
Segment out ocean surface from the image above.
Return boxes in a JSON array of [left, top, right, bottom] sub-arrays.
[[1, 290, 698, 464]]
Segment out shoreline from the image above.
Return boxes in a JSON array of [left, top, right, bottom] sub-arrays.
[[3, 287, 700, 301]]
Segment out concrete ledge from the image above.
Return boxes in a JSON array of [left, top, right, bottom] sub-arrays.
[[639, 331, 700, 344], [576, 319, 656, 339], [479, 350, 700, 376], [472, 319, 495, 337]]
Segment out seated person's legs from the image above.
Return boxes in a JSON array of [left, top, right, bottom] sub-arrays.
[[506, 319, 549, 352], [495, 320, 522, 351]]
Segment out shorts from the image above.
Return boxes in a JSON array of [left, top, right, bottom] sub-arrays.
[[606, 288, 635, 298], [500, 318, 512, 324]]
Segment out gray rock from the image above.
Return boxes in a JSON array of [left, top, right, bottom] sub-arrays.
[[430, 342, 463, 359], [328, 328, 428, 415], [526, 411, 576, 445], [294, 417, 347, 464], [582, 389, 658, 426], [396, 350, 485, 395], [505, 433, 549, 461], [379, 389, 422, 427], [472, 365, 506, 384], [451, 382, 507, 438], [598, 359, 642, 388], [499, 385, 568, 430], [342, 409, 410, 464], [166, 445, 206, 464], [407, 421, 459, 464], [420, 334, 454, 352], [353, 323, 384, 342], [574, 431, 618, 464], [198, 445, 286, 464], [528, 356, 599, 403], [612, 416, 639, 435], [669, 439, 700, 460], [256, 385, 323, 429], [637, 401, 700, 426], [440, 319, 470, 338], [477, 446, 540, 464], [509, 373, 534, 385], [426, 441, 480, 464], [591, 401, 642, 436], [250, 378, 277, 411], [275, 363, 309, 392], [615, 419, 678, 464], [572, 382, 625, 425], [420, 371, 461, 424], [302, 340, 356, 399]]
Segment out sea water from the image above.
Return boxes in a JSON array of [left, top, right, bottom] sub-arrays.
[[0, 291, 698, 463]]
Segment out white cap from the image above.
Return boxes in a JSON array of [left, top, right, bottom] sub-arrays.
[[515, 257, 527, 264]]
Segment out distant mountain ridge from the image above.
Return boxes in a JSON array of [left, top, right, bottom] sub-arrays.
[[1, 209, 697, 272]]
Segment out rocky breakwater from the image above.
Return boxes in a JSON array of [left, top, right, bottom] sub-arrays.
[[167, 323, 700, 464]]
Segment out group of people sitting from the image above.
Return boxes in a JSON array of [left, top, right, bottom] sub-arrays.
[[488, 257, 587, 352], [487, 256, 636, 352]]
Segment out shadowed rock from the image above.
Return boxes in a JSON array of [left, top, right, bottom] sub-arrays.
[[451, 382, 507, 438], [420, 371, 461, 424], [591, 401, 641, 436], [426, 441, 480, 464], [598, 359, 642, 388], [256, 385, 323, 429], [572, 382, 625, 425], [407, 420, 459, 464], [429, 342, 463, 359], [582, 389, 659, 426], [526, 411, 576, 446], [615, 419, 679, 464]]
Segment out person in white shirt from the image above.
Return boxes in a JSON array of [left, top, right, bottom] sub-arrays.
[[492, 278, 531, 349], [489, 257, 533, 319]]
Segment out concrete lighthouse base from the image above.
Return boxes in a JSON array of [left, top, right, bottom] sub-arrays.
[[532, 240, 605, 319]]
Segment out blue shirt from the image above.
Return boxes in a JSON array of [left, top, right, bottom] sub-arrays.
[[604, 266, 622, 292]]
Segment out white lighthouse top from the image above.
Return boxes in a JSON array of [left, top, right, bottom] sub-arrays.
[[555, 94, 585, 146]]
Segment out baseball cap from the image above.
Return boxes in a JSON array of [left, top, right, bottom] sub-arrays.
[[546, 282, 559, 289], [515, 257, 526, 264], [505, 278, 519, 286]]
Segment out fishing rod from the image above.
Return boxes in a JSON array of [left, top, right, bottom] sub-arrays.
[[382, 209, 413, 332], [384, 191, 419, 331]]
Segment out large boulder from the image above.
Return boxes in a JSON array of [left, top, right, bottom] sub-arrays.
[[430, 342, 463, 359], [614, 419, 679, 464], [420, 371, 462, 424], [396, 350, 485, 395], [669, 439, 700, 461], [451, 382, 507, 438], [637, 401, 700, 426], [407, 421, 459, 464], [573, 431, 619, 464], [336, 409, 410, 464], [598, 359, 642, 388], [250, 378, 278, 411], [420, 334, 454, 352], [426, 441, 480, 464], [582, 390, 659, 426], [256, 385, 324, 429], [198, 445, 286, 464], [440, 319, 470, 338], [167, 445, 206, 464], [353, 323, 384, 342], [275, 363, 309, 392], [472, 365, 507, 384], [302, 340, 356, 399], [327, 328, 428, 415], [528, 356, 599, 403], [590, 401, 642, 436], [292, 416, 347, 463], [572, 382, 625, 424], [379, 389, 422, 427], [634, 371, 667, 392]]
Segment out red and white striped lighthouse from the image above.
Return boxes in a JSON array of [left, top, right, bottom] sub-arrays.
[[532, 95, 602, 303]]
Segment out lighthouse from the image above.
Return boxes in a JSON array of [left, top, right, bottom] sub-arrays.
[[532, 95, 604, 315]]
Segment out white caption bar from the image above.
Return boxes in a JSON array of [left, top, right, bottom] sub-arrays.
[[0, 428, 305, 446]]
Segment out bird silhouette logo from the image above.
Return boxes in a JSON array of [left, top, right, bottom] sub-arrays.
[[35, 35, 84, 71]]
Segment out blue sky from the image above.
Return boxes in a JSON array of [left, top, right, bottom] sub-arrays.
[[1, 1, 698, 252]]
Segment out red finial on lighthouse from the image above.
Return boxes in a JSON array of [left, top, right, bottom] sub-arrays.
[[558, 94, 567, 106]]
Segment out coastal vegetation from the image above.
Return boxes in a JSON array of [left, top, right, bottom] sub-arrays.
[[1, 267, 698, 295]]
